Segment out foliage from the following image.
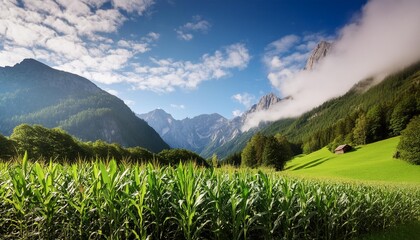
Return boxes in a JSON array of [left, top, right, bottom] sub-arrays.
[[241, 140, 257, 168], [1, 124, 214, 166], [396, 116, 420, 164], [365, 104, 387, 142], [0, 160, 418, 239], [353, 113, 368, 145], [157, 148, 209, 167], [242, 133, 292, 170], [127, 146, 155, 162], [0, 134, 15, 159], [389, 96, 418, 135], [10, 124, 83, 162], [221, 152, 242, 167]]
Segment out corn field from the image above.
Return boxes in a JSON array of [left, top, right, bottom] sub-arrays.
[[0, 155, 419, 239]]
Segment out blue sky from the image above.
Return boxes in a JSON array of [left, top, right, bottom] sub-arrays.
[[0, 0, 373, 119]]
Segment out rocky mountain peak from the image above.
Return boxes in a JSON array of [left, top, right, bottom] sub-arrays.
[[304, 41, 332, 71], [248, 93, 282, 113], [149, 109, 173, 118]]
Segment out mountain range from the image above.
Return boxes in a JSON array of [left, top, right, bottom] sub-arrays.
[[0, 59, 169, 152], [138, 93, 282, 157]]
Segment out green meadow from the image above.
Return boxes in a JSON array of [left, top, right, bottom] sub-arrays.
[[285, 137, 420, 184]]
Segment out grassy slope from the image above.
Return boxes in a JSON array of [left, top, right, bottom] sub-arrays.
[[284, 137, 420, 184]]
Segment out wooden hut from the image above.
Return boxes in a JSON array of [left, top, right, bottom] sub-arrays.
[[335, 144, 352, 154]]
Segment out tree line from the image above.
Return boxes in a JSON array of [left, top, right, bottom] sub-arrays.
[[220, 133, 296, 170], [221, 80, 419, 167], [0, 124, 208, 166]]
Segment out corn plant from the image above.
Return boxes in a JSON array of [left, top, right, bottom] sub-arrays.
[[0, 158, 418, 239]]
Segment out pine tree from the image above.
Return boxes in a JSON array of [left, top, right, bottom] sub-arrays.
[[390, 96, 417, 135], [353, 114, 368, 145], [396, 116, 420, 164], [241, 143, 257, 168]]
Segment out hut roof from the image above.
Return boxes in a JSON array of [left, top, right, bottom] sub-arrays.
[[335, 144, 350, 151]]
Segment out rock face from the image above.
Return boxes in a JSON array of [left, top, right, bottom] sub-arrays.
[[304, 41, 332, 71], [246, 93, 282, 114], [138, 110, 232, 154], [0, 58, 169, 152], [139, 93, 282, 157]]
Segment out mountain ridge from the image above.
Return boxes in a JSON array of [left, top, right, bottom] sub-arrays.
[[138, 92, 283, 157], [0, 58, 169, 152]]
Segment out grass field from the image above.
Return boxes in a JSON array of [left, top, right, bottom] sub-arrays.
[[285, 137, 420, 184], [284, 137, 420, 239]]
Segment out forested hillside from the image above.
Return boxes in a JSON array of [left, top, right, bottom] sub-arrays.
[[0, 59, 169, 152], [216, 62, 420, 159]]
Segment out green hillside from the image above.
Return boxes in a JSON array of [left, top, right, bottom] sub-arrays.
[[0, 59, 169, 152], [284, 137, 420, 184], [215, 62, 420, 159]]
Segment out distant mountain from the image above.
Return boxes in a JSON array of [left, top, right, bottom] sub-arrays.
[[139, 93, 283, 157], [304, 41, 332, 71], [138, 110, 231, 155], [0, 59, 169, 152]]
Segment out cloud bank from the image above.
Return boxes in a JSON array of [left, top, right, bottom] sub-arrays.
[[0, 0, 156, 84], [243, 0, 420, 131], [130, 43, 250, 92], [0, 1, 246, 93]]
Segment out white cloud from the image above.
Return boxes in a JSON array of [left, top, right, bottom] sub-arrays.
[[170, 104, 186, 109], [45, 36, 88, 59], [176, 30, 193, 41], [243, 0, 420, 131], [0, 0, 158, 86], [111, 0, 155, 14], [142, 32, 160, 42], [184, 15, 211, 31], [232, 93, 255, 108], [124, 99, 135, 106], [117, 40, 150, 53], [128, 43, 250, 92], [232, 109, 243, 117], [0, 1, 247, 94], [175, 15, 211, 41], [106, 89, 119, 96], [266, 35, 300, 54]]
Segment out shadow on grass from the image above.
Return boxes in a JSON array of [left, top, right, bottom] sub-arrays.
[[284, 164, 297, 170], [304, 157, 332, 169], [292, 157, 332, 171]]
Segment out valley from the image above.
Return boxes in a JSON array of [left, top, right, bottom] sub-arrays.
[[0, 0, 419, 239]]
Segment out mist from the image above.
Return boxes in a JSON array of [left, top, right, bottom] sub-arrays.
[[243, 0, 420, 131]]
